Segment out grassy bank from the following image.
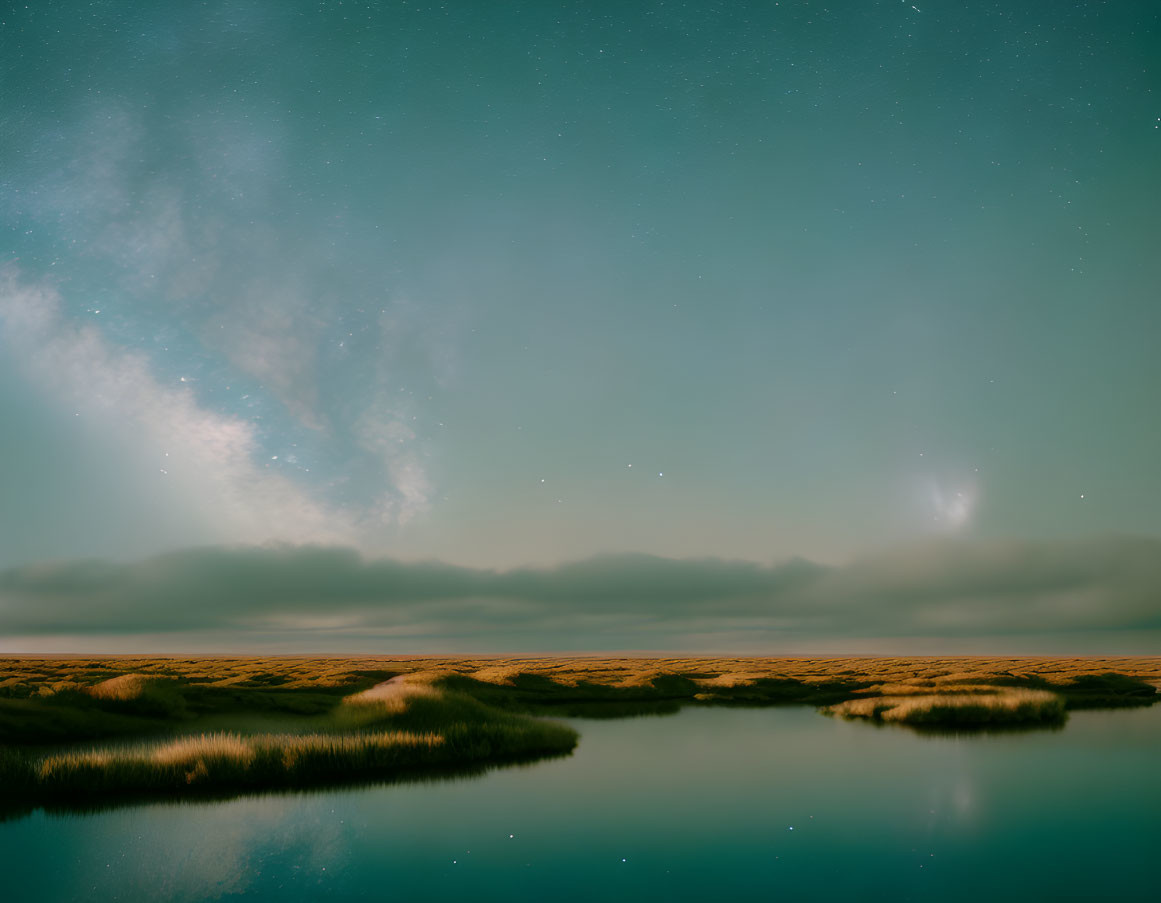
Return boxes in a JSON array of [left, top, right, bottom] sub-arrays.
[[4, 655, 1158, 705], [822, 687, 1068, 728], [0, 656, 1157, 805], [0, 677, 577, 803], [1, 659, 1157, 746], [6, 716, 577, 800]]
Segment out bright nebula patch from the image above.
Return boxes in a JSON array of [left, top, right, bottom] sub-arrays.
[[928, 480, 978, 531]]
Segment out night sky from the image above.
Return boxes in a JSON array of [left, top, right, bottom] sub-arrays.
[[2, 1, 1159, 651]]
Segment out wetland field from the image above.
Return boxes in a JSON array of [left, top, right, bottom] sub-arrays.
[[3, 654, 1160, 902], [2, 655, 1158, 806]]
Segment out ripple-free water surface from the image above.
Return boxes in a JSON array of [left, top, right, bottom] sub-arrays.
[[5, 705, 1160, 902]]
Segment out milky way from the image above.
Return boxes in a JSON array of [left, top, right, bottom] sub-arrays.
[[2, 1, 1160, 572]]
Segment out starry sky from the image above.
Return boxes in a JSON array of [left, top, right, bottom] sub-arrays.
[[1, 1, 1159, 651]]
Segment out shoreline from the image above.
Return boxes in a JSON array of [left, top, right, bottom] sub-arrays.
[[2, 655, 1157, 810]]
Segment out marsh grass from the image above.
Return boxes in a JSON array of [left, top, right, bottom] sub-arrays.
[[0, 655, 1156, 802], [823, 688, 1067, 727], [1, 658, 1155, 746], [84, 673, 153, 701], [0, 751, 570, 822], [4, 655, 1158, 703], [1, 678, 578, 802], [27, 730, 445, 795]]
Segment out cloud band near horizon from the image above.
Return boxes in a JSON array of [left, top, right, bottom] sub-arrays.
[[2, 535, 1158, 654]]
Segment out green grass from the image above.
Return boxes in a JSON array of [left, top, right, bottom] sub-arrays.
[[0, 676, 367, 745]]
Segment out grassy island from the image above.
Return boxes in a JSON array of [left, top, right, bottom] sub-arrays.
[[822, 686, 1068, 727], [0, 673, 578, 803], [1, 655, 1157, 808]]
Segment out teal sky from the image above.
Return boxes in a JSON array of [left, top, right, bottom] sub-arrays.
[[1, 2, 1160, 650]]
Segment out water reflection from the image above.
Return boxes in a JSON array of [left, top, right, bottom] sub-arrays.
[[0, 752, 571, 822], [2, 706, 1159, 903], [0, 698, 1087, 822], [526, 699, 682, 719], [842, 717, 1070, 739]]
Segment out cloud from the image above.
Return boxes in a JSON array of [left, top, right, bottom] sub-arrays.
[[0, 268, 371, 547], [25, 101, 329, 428], [6, 90, 442, 529], [1, 535, 1158, 652], [354, 403, 432, 525]]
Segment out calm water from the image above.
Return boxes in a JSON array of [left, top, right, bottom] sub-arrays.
[[5, 705, 1160, 902]]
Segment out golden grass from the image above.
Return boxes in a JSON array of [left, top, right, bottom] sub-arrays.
[[38, 729, 442, 779], [345, 676, 436, 707], [1, 654, 1155, 750], [698, 672, 768, 688], [468, 666, 526, 685], [333, 676, 443, 727], [84, 673, 155, 701], [851, 682, 1009, 697], [0, 667, 582, 801], [3, 654, 1158, 699], [28, 728, 448, 795], [147, 732, 257, 767], [824, 688, 1067, 726], [0, 655, 1154, 802]]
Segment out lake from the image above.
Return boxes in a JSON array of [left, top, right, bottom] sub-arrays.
[[4, 704, 1159, 902]]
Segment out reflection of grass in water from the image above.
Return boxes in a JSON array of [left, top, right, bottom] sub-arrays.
[[894, 720, 1068, 739], [823, 687, 1068, 727], [0, 748, 571, 823], [544, 700, 682, 719]]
